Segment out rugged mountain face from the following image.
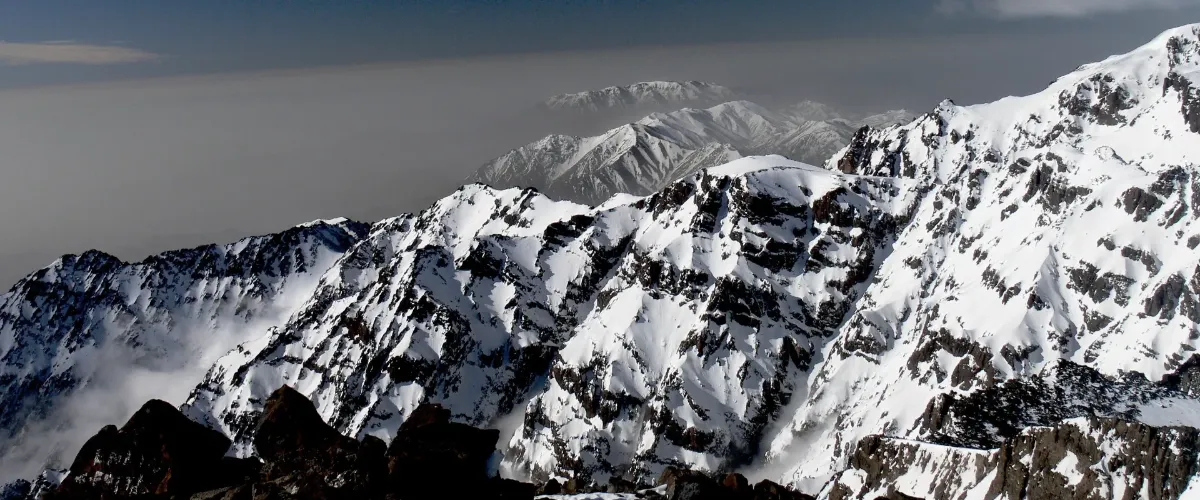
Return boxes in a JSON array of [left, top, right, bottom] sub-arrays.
[[189, 24, 1200, 497], [186, 155, 920, 484], [542, 81, 737, 113], [826, 417, 1200, 500], [6, 24, 1200, 500], [0, 219, 368, 483], [763, 23, 1200, 493], [470, 101, 913, 205], [467, 123, 743, 206]]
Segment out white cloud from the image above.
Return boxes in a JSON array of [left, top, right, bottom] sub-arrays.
[[940, 0, 1200, 17], [0, 41, 159, 65]]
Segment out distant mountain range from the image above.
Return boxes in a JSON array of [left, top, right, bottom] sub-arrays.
[[471, 98, 913, 205], [541, 80, 737, 113]]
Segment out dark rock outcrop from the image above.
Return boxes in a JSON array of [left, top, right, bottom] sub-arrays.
[[45, 399, 250, 499], [37, 386, 533, 500], [0, 481, 31, 500], [247, 385, 386, 498], [830, 417, 1200, 500], [385, 402, 509, 499]]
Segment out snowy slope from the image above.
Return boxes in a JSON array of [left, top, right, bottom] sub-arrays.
[[470, 100, 913, 205], [186, 155, 922, 485], [760, 23, 1200, 491], [186, 24, 1200, 495], [541, 81, 737, 113], [0, 219, 368, 483]]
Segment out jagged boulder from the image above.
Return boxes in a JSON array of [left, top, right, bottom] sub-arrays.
[[28, 387, 533, 500], [247, 385, 387, 498], [656, 467, 814, 500], [46, 399, 250, 499], [752, 479, 815, 500], [385, 403, 510, 499], [828, 417, 1200, 500]]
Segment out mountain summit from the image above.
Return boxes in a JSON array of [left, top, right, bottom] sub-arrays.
[[541, 81, 737, 112], [471, 99, 912, 205]]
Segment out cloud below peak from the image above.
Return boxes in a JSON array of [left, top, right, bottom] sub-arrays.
[[0, 41, 160, 65], [941, 0, 1200, 17]]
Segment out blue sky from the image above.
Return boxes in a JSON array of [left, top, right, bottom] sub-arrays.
[[1, 0, 1197, 88]]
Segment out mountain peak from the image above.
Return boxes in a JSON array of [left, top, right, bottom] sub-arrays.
[[541, 80, 736, 112]]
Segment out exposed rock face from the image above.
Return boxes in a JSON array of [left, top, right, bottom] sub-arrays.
[[386, 403, 510, 499], [44, 399, 251, 499], [825, 417, 1200, 500], [249, 385, 385, 497], [35, 386, 531, 499], [918, 359, 1200, 449], [655, 467, 814, 500]]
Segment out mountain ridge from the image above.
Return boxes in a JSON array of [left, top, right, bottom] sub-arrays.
[[0, 218, 369, 484], [541, 81, 737, 113], [4, 24, 1200, 500], [470, 99, 913, 206]]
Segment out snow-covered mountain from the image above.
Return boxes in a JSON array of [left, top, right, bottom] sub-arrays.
[[541, 81, 737, 113], [5, 23, 1200, 500], [186, 155, 917, 482], [0, 219, 368, 484], [784, 23, 1200, 495], [469, 100, 913, 205], [188, 24, 1200, 497]]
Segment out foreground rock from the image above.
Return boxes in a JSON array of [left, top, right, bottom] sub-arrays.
[[37, 386, 534, 499], [824, 417, 1200, 499], [45, 399, 253, 498], [648, 468, 814, 500], [240, 385, 386, 498], [387, 402, 535, 499]]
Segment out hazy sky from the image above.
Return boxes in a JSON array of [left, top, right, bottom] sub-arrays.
[[0, 1, 1198, 287]]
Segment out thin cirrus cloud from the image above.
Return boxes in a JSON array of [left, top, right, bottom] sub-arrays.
[[940, 0, 1200, 17], [0, 41, 160, 65]]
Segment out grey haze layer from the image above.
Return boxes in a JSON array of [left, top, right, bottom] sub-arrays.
[[0, 28, 1180, 289]]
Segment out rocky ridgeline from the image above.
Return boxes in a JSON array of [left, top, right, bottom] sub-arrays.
[[642, 469, 815, 500], [828, 417, 1200, 500], [3, 386, 819, 500], [0, 218, 369, 477], [15, 386, 533, 499], [532, 468, 816, 500], [472, 100, 913, 205]]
